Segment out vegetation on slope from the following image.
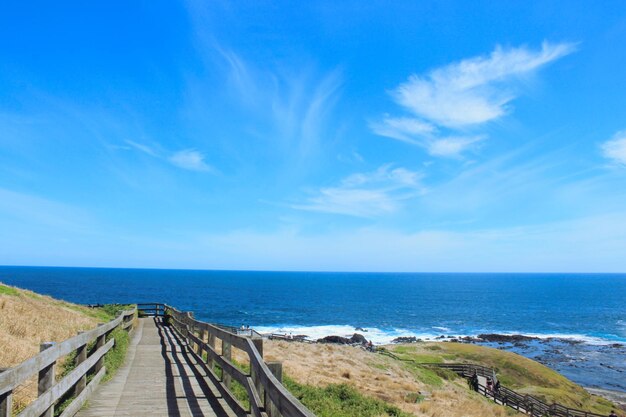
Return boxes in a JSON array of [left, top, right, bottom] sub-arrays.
[[0, 282, 135, 413], [391, 342, 616, 415], [263, 339, 517, 417], [284, 377, 413, 417]]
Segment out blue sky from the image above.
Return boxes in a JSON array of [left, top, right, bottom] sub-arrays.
[[1, 1, 626, 271]]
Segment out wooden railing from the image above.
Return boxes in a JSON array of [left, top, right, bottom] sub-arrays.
[[429, 363, 607, 417], [0, 307, 136, 417], [137, 303, 315, 417], [376, 350, 609, 417]]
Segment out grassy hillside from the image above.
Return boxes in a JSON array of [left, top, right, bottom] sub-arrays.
[[0, 282, 131, 412], [262, 339, 520, 417], [390, 342, 616, 415]]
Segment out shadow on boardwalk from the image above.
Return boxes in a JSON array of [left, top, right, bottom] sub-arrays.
[[77, 317, 234, 417], [157, 317, 233, 417]]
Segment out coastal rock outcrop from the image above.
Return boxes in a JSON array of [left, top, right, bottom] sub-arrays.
[[317, 333, 368, 345], [477, 334, 539, 343], [391, 336, 419, 344]]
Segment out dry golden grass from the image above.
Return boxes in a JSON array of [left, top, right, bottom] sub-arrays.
[[234, 340, 520, 417], [0, 282, 102, 411]]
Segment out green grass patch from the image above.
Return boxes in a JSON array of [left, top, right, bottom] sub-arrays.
[[103, 327, 130, 382], [392, 345, 417, 354], [403, 362, 444, 387], [404, 392, 425, 403], [230, 379, 250, 410], [393, 342, 618, 414], [283, 377, 413, 417], [367, 361, 389, 371], [0, 283, 20, 296]]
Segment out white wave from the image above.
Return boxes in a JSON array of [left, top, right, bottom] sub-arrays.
[[252, 324, 626, 345], [493, 331, 624, 346], [253, 324, 440, 345], [432, 326, 451, 332]]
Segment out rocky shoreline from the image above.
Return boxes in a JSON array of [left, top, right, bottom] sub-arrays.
[[286, 330, 626, 394]]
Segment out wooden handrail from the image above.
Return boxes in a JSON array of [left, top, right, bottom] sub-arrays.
[[423, 362, 608, 417], [138, 303, 315, 417], [0, 307, 136, 417]]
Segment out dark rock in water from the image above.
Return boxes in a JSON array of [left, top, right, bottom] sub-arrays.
[[355, 327, 368, 332], [558, 338, 584, 345], [317, 333, 368, 345], [350, 333, 368, 345], [391, 336, 418, 344], [610, 343, 624, 348], [317, 335, 351, 344], [460, 336, 480, 343], [477, 334, 539, 343]]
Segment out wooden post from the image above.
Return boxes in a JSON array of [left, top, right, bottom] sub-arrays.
[[252, 338, 264, 403], [74, 331, 87, 397], [197, 329, 206, 356], [0, 368, 11, 417], [186, 312, 194, 349], [222, 340, 232, 388], [0, 390, 11, 417], [95, 323, 106, 373], [266, 362, 283, 417], [207, 333, 216, 369], [38, 342, 56, 417]]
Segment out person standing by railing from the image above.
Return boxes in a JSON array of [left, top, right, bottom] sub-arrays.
[[470, 371, 479, 392]]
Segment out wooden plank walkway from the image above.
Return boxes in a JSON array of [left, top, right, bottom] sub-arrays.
[[77, 317, 237, 417]]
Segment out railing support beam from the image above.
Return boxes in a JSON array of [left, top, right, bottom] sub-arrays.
[[222, 341, 232, 389], [266, 362, 283, 417], [38, 342, 56, 417], [95, 324, 106, 373], [74, 331, 87, 397], [0, 380, 11, 417]]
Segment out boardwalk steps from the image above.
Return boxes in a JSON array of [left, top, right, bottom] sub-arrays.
[[0, 304, 315, 417], [76, 317, 235, 417], [2, 302, 615, 417], [378, 350, 609, 417]]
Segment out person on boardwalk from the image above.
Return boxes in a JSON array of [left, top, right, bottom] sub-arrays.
[[470, 371, 479, 392], [486, 376, 494, 394], [609, 410, 618, 417]]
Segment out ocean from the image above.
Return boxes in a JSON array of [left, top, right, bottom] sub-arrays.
[[1, 266, 625, 391]]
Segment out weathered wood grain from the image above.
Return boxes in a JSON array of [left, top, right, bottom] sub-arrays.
[[76, 318, 236, 417]]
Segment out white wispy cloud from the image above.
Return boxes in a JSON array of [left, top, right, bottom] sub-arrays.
[[213, 48, 343, 162], [124, 140, 213, 173], [428, 136, 485, 158], [394, 41, 575, 127], [370, 116, 436, 144], [168, 149, 212, 172], [125, 140, 159, 157], [373, 42, 576, 157], [292, 165, 424, 217], [601, 130, 626, 166]]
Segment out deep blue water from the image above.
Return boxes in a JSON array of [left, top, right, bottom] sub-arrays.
[[1, 266, 624, 343], [2, 266, 626, 391]]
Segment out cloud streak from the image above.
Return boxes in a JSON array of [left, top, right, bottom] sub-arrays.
[[292, 165, 424, 217], [601, 130, 626, 166], [373, 42, 576, 157], [168, 149, 212, 172], [125, 140, 214, 173]]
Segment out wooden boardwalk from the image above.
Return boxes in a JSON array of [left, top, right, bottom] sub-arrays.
[[77, 317, 236, 417]]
